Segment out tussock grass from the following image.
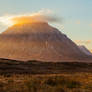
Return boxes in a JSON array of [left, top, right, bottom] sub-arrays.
[[0, 73, 91, 92]]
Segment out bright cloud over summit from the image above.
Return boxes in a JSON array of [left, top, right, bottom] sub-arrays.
[[0, 9, 62, 26]]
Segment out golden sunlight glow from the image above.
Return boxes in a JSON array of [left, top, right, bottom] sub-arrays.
[[0, 15, 48, 26], [90, 49, 92, 53], [0, 15, 43, 26], [0, 10, 53, 26], [0, 9, 60, 27], [11, 15, 45, 25]]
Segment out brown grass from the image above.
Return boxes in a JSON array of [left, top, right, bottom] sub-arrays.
[[0, 59, 91, 91], [0, 73, 92, 92]]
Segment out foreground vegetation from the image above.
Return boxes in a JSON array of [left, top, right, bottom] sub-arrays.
[[0, 59, 92, 92], [0, 73, 92, 92]]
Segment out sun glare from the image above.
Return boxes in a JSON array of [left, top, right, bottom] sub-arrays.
[[0, 11, 53, 26], [0, 16, 35, 26], [11, 16, 41, 25], [0, 10, 57, 27], [0, 15, 45, 26], [0, 16, 14, 26]]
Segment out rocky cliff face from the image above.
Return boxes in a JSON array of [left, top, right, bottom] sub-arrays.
[[0, 22, 91, 61]]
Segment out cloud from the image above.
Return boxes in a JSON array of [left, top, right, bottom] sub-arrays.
[[76, 20, 80, 24], [90, 49, 92, 53], [90, 24, 92, 27], [74, 40, 92, 45], [0, 9, 62, 26]]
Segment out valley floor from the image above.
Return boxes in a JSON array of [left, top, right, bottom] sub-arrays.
[[0, 59, 92, 92]]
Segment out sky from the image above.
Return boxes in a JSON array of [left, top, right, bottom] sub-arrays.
[[0, 0, 92, 51]]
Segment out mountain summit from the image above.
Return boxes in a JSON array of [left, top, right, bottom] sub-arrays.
[[0, 22, 91, 61]]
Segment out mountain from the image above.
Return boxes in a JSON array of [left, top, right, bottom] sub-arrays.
[[79, 45, 92, 56], [0, 22, 91, 61]]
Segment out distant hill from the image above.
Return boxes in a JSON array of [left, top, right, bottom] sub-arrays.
[[79, 45, 92, 56], [0, 22, 91, 61]]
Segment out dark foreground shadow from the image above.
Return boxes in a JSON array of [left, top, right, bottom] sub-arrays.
[[0, 58, 92, 75]]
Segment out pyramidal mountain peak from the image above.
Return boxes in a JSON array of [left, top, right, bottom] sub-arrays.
[[0, 22, 91, 61]]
